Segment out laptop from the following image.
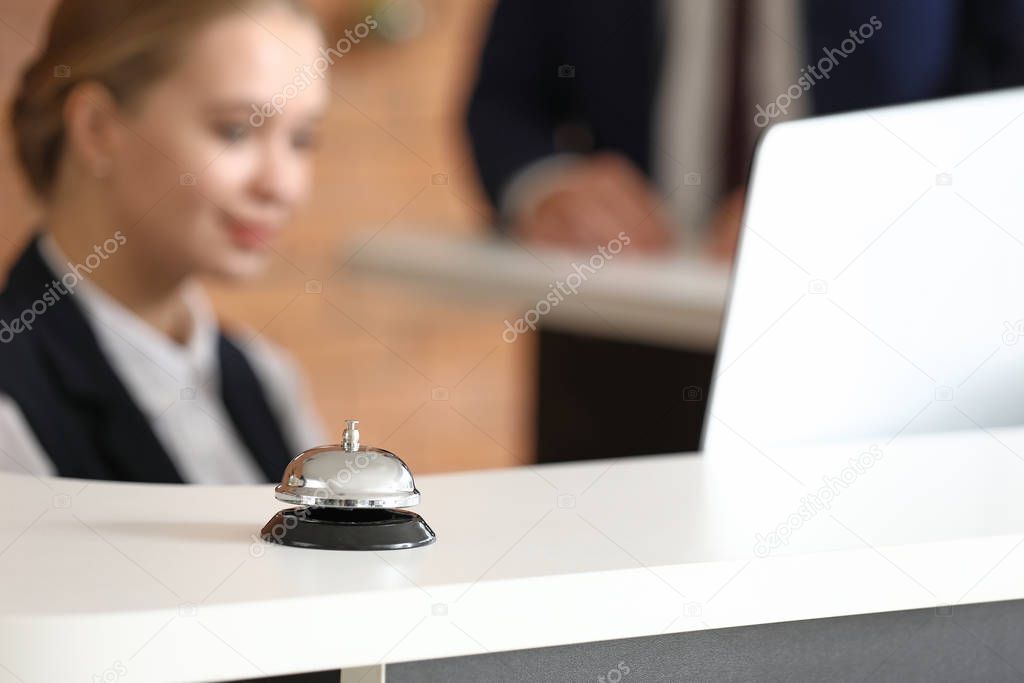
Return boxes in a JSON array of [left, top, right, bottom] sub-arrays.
[[704, 87, 1024, 451]]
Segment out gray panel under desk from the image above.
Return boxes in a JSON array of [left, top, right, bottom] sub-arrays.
[[387, 599, 1024, 682]]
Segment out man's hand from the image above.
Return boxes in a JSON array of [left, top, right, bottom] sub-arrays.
[[708, 186, 745, 262], [511, 153, 676, 254]]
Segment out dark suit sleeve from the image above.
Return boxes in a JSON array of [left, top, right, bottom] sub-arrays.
[[955, 0, 1024, 91], [466, 0, 561, 214]]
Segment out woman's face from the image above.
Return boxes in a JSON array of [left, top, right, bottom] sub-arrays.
[[102, 5, 328, 281]]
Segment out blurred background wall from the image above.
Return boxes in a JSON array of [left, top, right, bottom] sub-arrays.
[[0, 0, 535, 474]]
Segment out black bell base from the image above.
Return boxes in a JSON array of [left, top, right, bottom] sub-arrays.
[[261, 506, 436, 551]]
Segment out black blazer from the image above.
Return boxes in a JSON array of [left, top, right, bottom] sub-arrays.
[[0, 235, 294, 483], [467, 0, 1024, 210]]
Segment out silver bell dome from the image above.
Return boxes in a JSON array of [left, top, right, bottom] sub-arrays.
[[274, 420, 421, 509]]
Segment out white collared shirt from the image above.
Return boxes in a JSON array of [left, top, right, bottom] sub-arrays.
[[0, 235, 328, 484], [654, 0, 807, 241]]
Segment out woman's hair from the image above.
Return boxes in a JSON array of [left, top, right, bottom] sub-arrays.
[[9, 0, 317, 198]]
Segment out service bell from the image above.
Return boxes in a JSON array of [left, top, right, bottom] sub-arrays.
[[260, 420, 436, 550]]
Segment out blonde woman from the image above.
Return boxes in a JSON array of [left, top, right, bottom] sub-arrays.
[[0, 0, 329, 483]]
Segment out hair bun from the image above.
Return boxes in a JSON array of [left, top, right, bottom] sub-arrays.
[[9, 54, 66, 198]]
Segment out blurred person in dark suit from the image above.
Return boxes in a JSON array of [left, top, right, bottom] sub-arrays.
[[466, 0, 1024, 462]]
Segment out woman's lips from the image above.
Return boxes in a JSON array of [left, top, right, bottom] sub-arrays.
[[225, 217, 278, 249]]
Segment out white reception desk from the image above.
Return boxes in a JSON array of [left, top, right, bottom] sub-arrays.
[[3, 426, 1024, 681]]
